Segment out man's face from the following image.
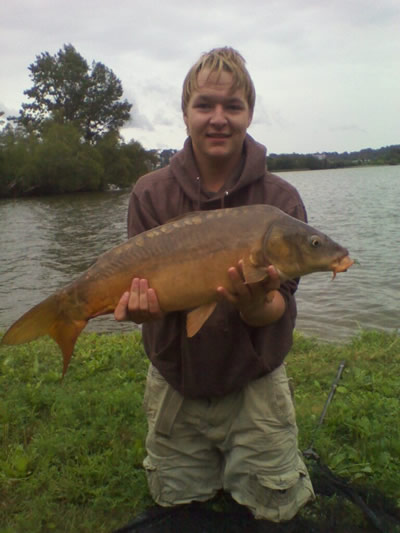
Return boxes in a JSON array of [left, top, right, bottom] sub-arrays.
[[183, 68, 252, 163]]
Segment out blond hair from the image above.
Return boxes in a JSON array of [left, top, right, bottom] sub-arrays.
[[181, 47, 256, 114]]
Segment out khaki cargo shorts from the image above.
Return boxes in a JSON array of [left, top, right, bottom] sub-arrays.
[[142, 363, 314, 522]]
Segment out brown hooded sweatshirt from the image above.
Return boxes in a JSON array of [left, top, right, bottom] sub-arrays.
[[127, 134, 307, 398]]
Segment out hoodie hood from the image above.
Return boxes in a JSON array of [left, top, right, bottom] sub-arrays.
[[169, 134, 268, 209]]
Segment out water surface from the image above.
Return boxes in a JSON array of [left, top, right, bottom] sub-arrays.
[[0, 166, 399, 342]]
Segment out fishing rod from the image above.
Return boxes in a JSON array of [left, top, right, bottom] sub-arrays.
[[303, 359, 346, 460], [303, 360, 399, 533]]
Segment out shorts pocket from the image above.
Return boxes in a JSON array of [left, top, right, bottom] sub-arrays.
[[250, 466, 314, 522], [247, 365, 296, 428], [143, 454, 210, 506], [143, 455, 164, 504], [143, 455, 182, 506], [269, 365, 296, 427], [143, 364, 169, 421]]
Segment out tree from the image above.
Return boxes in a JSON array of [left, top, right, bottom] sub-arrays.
[[0, 124, 39, 196], [97, 132, 158, 188], [15, 44, 132, 143], [0, 121, 106, 196], [29, 122, 105, 193]]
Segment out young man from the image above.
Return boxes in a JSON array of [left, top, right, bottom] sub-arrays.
[[115, 47, 314, 529]]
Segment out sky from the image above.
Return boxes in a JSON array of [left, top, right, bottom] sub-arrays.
[[1, 0, 399, 155]]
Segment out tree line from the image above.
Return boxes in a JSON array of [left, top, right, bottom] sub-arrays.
[[157, 144, 400, 174], [0, 45, 157, 197], [266, 145, 400, 172]]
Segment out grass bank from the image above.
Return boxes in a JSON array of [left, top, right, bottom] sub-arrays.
[[1, 329, 399, 532]]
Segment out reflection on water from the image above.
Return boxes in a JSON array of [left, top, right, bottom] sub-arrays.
[[0, 166, 399, 342]]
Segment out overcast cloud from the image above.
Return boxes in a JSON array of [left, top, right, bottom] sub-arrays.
[[1, 0, 399, 154]]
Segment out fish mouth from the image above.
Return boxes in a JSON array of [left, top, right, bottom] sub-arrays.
[[331, 254, 354, 279]]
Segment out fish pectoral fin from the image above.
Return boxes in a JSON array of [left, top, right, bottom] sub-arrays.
[[186, 302, 217, 337], [242, 259, 269, 284]]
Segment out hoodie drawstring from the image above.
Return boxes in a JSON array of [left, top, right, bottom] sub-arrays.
[[222, 190, 229, 209], [195, 176, 230, 210], [195, 176, 201, 210]]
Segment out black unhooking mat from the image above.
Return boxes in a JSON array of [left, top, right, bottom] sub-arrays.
[[111, 462, 400, 533], [111, 499, 309, 533]]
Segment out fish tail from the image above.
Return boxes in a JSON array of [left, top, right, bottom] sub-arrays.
[[1, 293, 87, 375]]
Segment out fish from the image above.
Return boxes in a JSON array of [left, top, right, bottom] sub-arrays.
[[1, 204, 354, 375]]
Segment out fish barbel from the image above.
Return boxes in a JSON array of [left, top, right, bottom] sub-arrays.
[[1, 204, 354, 374]]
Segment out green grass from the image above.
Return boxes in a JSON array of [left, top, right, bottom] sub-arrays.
[[0, 328, 399, 532]]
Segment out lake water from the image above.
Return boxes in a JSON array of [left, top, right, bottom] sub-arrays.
[[283, 165, 400, 340], [0, 165, 399, 342]]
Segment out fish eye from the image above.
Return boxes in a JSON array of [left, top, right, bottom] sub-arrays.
[[310, 235, 321, 248]]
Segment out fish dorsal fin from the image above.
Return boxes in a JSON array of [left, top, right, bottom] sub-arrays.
[[186, 302, 217, 337], [242, 252, 269, 284]]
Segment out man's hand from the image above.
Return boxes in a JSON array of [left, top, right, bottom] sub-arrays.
[[114, 278, 163, 324], [216, 261, 285, 326]]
